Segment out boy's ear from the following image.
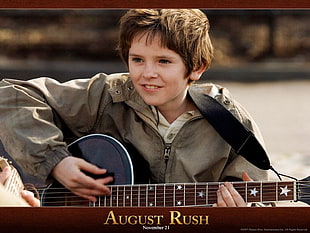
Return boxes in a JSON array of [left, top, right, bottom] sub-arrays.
[[189, 66, 206, 81]]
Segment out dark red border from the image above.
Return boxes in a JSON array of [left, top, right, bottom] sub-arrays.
[[0, 0, 309, 9], [1, 207, 309, 233]]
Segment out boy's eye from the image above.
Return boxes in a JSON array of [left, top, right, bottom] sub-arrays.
[[159, 59, 170, 64], [131, 57, 143, 63]]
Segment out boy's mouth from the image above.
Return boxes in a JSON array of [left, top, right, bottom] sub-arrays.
[[144, 85, 159, 89]]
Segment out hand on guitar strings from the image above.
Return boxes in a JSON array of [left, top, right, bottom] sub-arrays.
[[0, 166, 40, 207], [51, 156, 114, 202], [213, 172, 252, 207]]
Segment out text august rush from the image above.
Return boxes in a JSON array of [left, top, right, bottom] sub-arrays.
[[103, 210, 209, 225]]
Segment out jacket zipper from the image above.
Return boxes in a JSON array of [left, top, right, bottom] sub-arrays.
[[163, 143, 172, 164], [162, 116, 201, 164]]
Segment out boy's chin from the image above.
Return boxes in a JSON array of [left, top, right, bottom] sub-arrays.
[[141, 97, 162, 107]]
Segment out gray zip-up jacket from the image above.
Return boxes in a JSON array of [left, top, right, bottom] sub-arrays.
[[0, 73, 269, 184]]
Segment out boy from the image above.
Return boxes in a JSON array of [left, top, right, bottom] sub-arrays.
[[0, 9, 269, 207]]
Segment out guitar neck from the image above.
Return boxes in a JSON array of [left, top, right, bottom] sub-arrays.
[[4, 168, 24, 197], [0, 157, 24, 197], [92, 180, 296, 207]]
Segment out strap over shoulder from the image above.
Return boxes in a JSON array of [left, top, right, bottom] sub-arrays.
[[188, 86, 271, 170]]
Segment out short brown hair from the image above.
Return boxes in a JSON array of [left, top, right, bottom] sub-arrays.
[[117, 9, 214, 77]]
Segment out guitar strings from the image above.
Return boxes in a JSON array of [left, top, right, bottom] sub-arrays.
[[36, 181, 310, 206], [36, 181, 310, 193], [36, 182, 310, 194]]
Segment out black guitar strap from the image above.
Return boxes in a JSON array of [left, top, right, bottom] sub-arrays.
[[189, 87, 272, 170]]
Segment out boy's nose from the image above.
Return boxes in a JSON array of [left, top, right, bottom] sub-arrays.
[[143, 63, 158, 78]]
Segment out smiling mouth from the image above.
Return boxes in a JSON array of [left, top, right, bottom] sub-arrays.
[[144, 85, 160, 89]]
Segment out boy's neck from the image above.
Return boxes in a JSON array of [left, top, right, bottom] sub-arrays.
[[158, 98, 197, 124]]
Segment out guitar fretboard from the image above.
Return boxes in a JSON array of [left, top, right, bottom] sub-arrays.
[[5, 167, 24, 197], [89, 181, 295, 207], [0, 157, 24, 197]]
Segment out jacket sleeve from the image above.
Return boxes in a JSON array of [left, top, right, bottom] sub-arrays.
[[0, 73, 110, 182]]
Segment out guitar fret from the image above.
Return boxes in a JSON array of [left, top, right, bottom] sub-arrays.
[[131, 185, 138, 207], [247, 182, 261, 202], [112, 186, 117, 206], [139, 185, 146, 207], [124, 186, 131, 207], [234, 183, 246, 203], [147, 185, 155, 207], [277, 181, 294, 202], [207, 183, 218, 205], [173, 184, 175, 206], [206, 183, 208, 205], [116, 186, 119, 207], [154, 185, 157, 206], [117, 186, 122, 207], [194, 184, 197, 206], [262, 182, 276, 202], [164, 184, 166, 207], [122, 186, 125, 207], [109, 186, 113, 206], [184, 184, 195, 206], [183, 184, 185, 206], [174, 184, 185, 206], [195, 184, 207, 206], [165, 184, 174, 207], [138, 185, 141, 207], [121, 186, 124, 206], [156, 184, 164, 207], [146, 185, 149, 207], [130, 185, 133, 207]]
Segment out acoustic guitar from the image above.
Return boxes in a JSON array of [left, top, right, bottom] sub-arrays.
[[39, 134, 310, 207]]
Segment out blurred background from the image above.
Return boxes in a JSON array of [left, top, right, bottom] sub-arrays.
[[0, 10, 309, 81], [0, 10, 309, 198]]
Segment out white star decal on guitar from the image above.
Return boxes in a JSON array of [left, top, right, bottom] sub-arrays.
[[149, 202, 154, 207], [176, 185, 183, 190], [250, 188, 259, 196], [176, 201, 182, 206], [198, 191, 205, 198], [280, 186, 291, 196]]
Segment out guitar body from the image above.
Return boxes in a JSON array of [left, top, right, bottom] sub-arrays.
[[68, 134, 134, 185], [40, 134, 134, 206]]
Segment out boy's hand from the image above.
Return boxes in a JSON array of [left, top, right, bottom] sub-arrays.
[[213, 172, 253, 207], [21, 190, 40, 207], [51, 156, 114, 202]]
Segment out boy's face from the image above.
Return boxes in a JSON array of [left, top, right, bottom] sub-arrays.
[[128, 33, 201, 112]]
